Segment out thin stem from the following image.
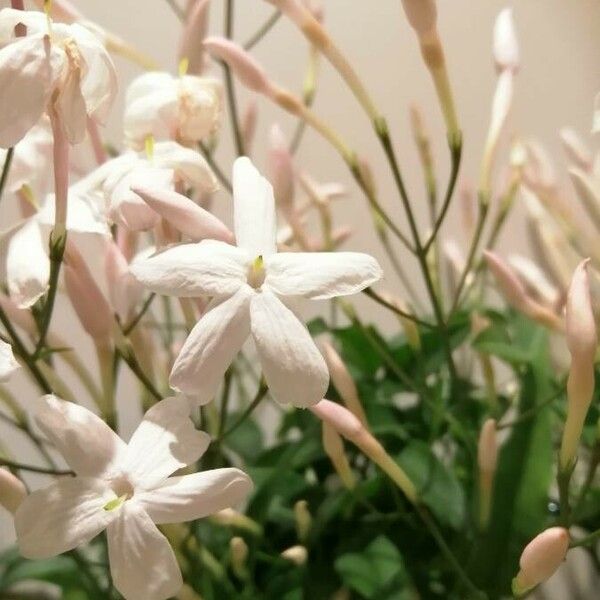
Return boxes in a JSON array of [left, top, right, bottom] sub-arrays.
[[223, 0, 245, 156], [165, 0, 185, 20], [218, 381, 267, 441], [199, 142, 233, 193], [569, 528, 600, 549], [243, 9, 282, 50], [116, 342, 163, 402], [497, 386, 564, 430], [218, 367, 234, 437], [123, 293, 156, 336], [573, 441, 600, 518], [0, 146, 14, 205], [557, 465, 573, 527], [362, 288, 433, 328], [0, 457, 72, 476]]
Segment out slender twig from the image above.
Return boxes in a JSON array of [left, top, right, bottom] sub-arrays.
[[569, 528, 600, 549], [0, 146, 14, 205], [116, 343, 163, 402], [496, 386, 565, 430], [243, 9, 282, 50], [0, 457, 72, 476], [218, 367, 234, 437], [362, 288, 433, 328], [218, 381, 268, 441], [123, 293, 156, 336], [199, 142, 233, 193], [164, 0, 185, 20], [573, 441, 600, 518]]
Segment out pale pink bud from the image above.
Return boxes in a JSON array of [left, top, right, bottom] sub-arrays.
[[281, 545, 308, 566], [204, 37, 271, 93], [311, 399, 363, 441], [569, 168, 600, 241], [179, 0, 211, 75], [241, 100, 258, 156], [265, 0, 311, 29], [400, 0, 437, 37], [268, 124, 295, 215], [64, 243, 113, 342], [105, 241, 144, 322], [508, 255, 560, 307], [493, 8, 519, 72], [132, 185, 234, 244], [560, 128, 592, 171], [513, 528, 569, 594], [477, 418, 498, 474], [524, 141, 556, 191], [303, 0, 324, 21], [321, 340, 367, 424], [566, 259, 596, 362], [0, 467, 27, 514], [33, 0, 83, 22]]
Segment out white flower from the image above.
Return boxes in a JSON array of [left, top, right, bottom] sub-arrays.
[[132, 157, 383, 407], [15, 395, 252, 600], [0, 338, 19, 381], [92, 141, 218, 231], [0, 8, 117, 147], [6, 174, 110, 308], [124, 71, 221, 150]]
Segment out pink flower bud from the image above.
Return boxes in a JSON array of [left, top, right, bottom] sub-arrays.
[[179, 0, 211, 75], [513, 528, 569, 595], [268, 124, 295, 215], [0, 468, 27, 514], [400, 0, 437, 37], [566, 259, 596, 362], [241, 100, 258, 156], [569, 168, 600, 230], [33, 0, 83, 22], [493, 8, 519, 72], [204, 37, 271, 94], [105, 241, 144, 322], [560, 128, 592, 171], [311, 399, 363, 441], [64, 243, 113, 342], [132, 185, 234, 244], [477, 418, 498, 474]]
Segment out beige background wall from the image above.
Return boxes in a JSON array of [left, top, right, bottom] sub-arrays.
[[1, 0, 600, 594]]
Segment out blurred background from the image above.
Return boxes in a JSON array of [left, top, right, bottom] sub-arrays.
[[1, 0, 599, 596]]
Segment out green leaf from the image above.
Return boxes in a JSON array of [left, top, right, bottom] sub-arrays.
[[398, 441, 466, 530]]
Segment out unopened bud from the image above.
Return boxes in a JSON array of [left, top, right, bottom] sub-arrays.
[[105, 241, 144, 322], [204, 37, 271, 93], [241, 101, 258, 156], [321, 340, 367, 423], [322, 423, 356, 489], [230, 536, 248, 579], [560, 128, 592, 172], [268, 124, 295, 215], [512, 527, 569, 595], [493, 8, 519, 72], [569, 168, 600, 230], [179, 0, 211, 75], [400, 0, 437, 38], [0, 468, 27, 513], [477, 418, 498, 529], [210, 508, 263, 536], [294, 500, 312, 542], [281, 545, 308, 566]]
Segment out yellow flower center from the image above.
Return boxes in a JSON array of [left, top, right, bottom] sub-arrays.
[[247, 255, 265, 289]]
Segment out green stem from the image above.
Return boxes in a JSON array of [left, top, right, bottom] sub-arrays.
[[570, 528, 600, 548], [123, 293, 156, 336], [243, 9, 282, 50], [362, 287, 433, 328], [116, 342, 162, 402], [218, 381, 267, 442], [0, 146, 14, 204], [0, 457, 72, 476]]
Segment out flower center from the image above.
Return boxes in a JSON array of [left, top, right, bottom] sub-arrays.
[[247, 255, 266, 289], [103, 474, 134, 511]]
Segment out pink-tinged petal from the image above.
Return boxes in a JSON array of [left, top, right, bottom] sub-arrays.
[[0, 8, 48, 42], [136, 468, 252, 524], [6, 219, 50, 308], [35, 395, 127, 478], [15, 477, 116, 559], [233, 157, 277, 257], [170, 287, 252, 403], [130, 240, 248, 298], [178, 0, 210, 75], [265, 252, 382, 300], [132, 185, 233, 243], [55, 61, 87, 144], [0, 35, 63, 148], [122, 397, 210, 489], [0, 338, 19, 382], [250, 291, 328, 407], [107, 502, 182, 600]]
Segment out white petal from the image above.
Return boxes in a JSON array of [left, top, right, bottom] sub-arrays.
[[136, 468, 252, 524], [233, 156, 277, 257], [0, 35, 63, 148], [0, 338, 19, 381], [122, 396, 210, 490], [170, 287, 252, 402], [0, 8, 48, 43], [125, 71, 175, 107], [6, 219, 50, 308], [124, 90, 177, 150], [15, 477, 115, 559], [131, 240, 249, 298], [250, 291, 328, 407], [55, 61, 87, 144], [265, 252, 383, 300], [107, 502, 182, 600], [35, 395, 127, 478], [153, 141, 218, 192]]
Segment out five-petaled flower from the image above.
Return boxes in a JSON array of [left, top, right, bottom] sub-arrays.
[[132, 157, 383, 407], [15, 395, 252, 600]]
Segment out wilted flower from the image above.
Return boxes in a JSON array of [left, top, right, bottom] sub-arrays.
[[0, 8, 117, 147], [124, 71, 221, 150], [15, 395, 252, 600], [132, 157, 382, 407]]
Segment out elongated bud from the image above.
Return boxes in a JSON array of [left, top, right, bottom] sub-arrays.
[[268, 124, 295, 216], [321, 340, 367, 424], [512, 528, 569, 595], [493, 8, 519, 72], [322, 423, 356, 489], [560, 128, 592, 172], [311, 400, 418, 503], [410, 104, 436, 199], [560, 259, 597, 470], [484, 251, 562, 330], [400, 0, 437, 37], [0, 468, 27, 514], [294, 500, 312, 542], [569, 168, 600, 230], [477, 419, 498, 530], [209, 508, 263, 536], [132, 186, 234, 244], [230, 536, 248, 579], [204, 37, 271, 93], [508, 255, 560, 307], [64, 243, 113, 342], [105, 241, 144, 322], [281, 545, 308, 566], [241, 101, 258, 156], [179, 0, 211, 75]]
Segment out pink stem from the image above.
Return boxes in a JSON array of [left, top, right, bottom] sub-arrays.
[[49, 110, 70, 236], [87, 117, 108, 165]]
